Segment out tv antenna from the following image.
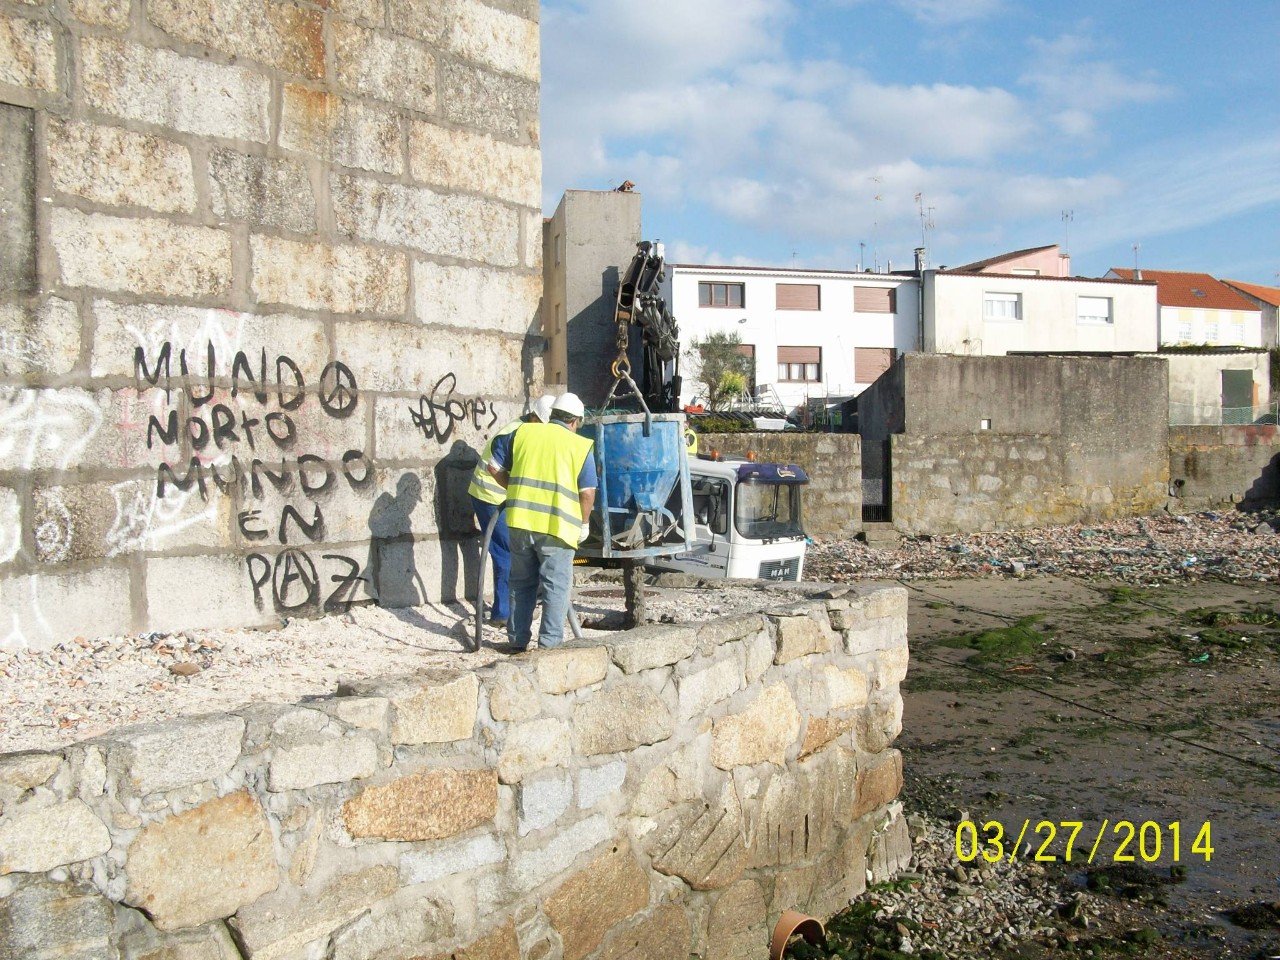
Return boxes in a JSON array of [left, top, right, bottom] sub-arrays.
[[870, 175, 883, 272], [915, 193, 935, 248], [1061, 210, 1073, 254]]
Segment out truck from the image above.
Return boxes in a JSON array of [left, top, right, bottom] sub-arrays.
[[594, 240, 810, 582], [650, 454, 809, 581]]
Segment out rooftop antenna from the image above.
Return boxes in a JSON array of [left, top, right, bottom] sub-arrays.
[[1132, 242, 1142, 281], [1061, 210, 1073, 254], [915, 192, 935, 248], [858, 241, 866, 272], [870, 175, 883, 272]]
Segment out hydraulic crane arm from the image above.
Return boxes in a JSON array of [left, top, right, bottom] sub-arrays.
[[611, 240, 681, 413]]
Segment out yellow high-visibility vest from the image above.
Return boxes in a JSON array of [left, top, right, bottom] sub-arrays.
[[505, 422, 594, 547], [468, 418, 523, 505]]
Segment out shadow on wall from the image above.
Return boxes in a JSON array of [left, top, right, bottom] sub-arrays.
[[1244, 451, 1280, 503], [434, 440, 481, 604], [367, 472, 427, 608]]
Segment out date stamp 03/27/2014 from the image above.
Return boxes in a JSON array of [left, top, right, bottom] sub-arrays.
[[955, 820, 1215, 865]]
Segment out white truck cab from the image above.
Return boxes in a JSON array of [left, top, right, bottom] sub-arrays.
[[651, 455, 809, 581]]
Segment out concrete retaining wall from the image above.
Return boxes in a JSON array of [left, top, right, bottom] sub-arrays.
[[0, 0, 543, 650], [0, 586, 910, 960], [700, 433, 862, 539], [1168, 425, 1280, 510]]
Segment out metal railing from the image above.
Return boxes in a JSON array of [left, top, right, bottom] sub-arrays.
[[1168, 400, 1279, 426]]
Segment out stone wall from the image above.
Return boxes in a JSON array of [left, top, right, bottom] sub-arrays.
[[1168, 425, 1280, 510], [0, 0, 543, 649], [0, 586, 911, 960], [699, 433, 862, 539]]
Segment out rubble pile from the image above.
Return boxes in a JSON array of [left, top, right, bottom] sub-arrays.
[[809, 511, 1280, 585]]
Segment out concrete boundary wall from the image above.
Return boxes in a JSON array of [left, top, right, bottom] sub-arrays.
[[1168, 425, 1280, 510], [0, 0, 544, 650], [0, 586, 911, 960]]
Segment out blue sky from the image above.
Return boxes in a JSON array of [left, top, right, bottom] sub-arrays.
[[539, 0, 1280, 286]]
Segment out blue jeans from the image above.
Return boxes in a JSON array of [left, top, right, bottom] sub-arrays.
[[471, 497, 510, 621], [508, 528, 574, 650]]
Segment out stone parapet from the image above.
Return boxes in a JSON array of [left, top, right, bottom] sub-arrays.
[[0, 584, 910, 959]]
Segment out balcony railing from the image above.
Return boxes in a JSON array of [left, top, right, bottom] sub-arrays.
[[1168, 401, 1279, 426]]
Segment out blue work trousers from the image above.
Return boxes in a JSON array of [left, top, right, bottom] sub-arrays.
[[471, 497, 510, 621], [508, 528, 574, 650]]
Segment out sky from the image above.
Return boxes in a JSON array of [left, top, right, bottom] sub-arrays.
[[539, 0, 1280, 286]]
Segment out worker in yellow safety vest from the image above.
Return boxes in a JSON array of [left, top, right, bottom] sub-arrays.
[[467, 394, 555, 628], [487, 392, 597, 651]]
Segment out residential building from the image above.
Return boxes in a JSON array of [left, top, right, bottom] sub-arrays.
[[661, 264, 920, 418], [924, 245, 1159, 356], [1222, 279, 1280, 351], [1105, 268, 1269, 423]]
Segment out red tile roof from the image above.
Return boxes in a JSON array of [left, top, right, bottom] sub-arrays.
[[1107, 269, 1258, 311], [1223, 279, 1280, 308]]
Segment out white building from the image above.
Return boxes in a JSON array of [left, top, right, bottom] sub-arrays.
[[924, 246, 1159, 356], [662, 264, 920, 417]]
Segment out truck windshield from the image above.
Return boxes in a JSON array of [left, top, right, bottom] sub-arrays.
[[734, 480, 804, 540]]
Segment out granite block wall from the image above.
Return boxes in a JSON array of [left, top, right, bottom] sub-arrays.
[[0, 0, 544, 649]]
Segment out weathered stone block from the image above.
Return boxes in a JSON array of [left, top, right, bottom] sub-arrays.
[[497, 717, 570, 784], [81, 37, 269, 142], [544, 842, 649, 960], [148, 0, 324, 78], [344, 671, 479, 745], [124, 791, 279, 931], [48, 119, 196, 213], [52, 208, 232, 298], [598, 904, 692, 960], [227, 865, 398, 960], [0, 487, 16, 565], [772, 613, 833, 664], [251, 235, 406, 315], [108, 714, 244, 795], [605, 624, 696, 674], [533, 645, 609, 694], [408, 122, 539, 206], [343, 768, 497, 841], [420, 919, 519, 960], [0, 799, 111, 874], [268, 732, 380, 791], [279, 84, 402, 175], [334, 20, 436, 114], [413, 259, 541, 335], [316, 696, 390, 732], [0, 880, 114, 959], [709, 683, 801, 770], [144, 555, 276, 635], [809, 825, 869, 919], [705, 879, 767, 960], [439, 59, 537, 143], [867, 811, 912, 884], [858, 694, 904, 754], [0, 103, 34, 297], [798, 715, 855, 758], [329, 887, 454, 960], [391, 0, 537, 81], [822, 664, 869, 711], [742, 631, 773, 683], [573, 680, 672, 756], [650, 783, 746, 891], [399, 832, 504, 885], [0, 566, 133, 651], [68, 0, 130, 28], [500, 813, 611, 895], [354, 321, 526, 399], [0, 298, 76, 378], [852, 749, 903, 820], [517, 774, 571, 836], [209, 149, 316, 233], [696, 613, 764, 651], [0, 751, 61, 790], [676, 657, 742, 722], [0, 14, 58, 92], [331, 174, 520, 267], [485, 662, 541, 722], [577, 759, 626, 810]]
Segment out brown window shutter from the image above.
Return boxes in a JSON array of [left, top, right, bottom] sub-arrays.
[[854, 286, 895, 313], [854, 347, 895, 383], [736, 343, 755, 358], [777, 346, 820, 363], [775, 283, 820, 310]]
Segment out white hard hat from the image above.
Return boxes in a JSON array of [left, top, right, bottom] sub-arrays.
[[533, 394, 556, 423], [552, 392, 585, 419]]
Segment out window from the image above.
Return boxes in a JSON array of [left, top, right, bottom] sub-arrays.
[[1204, 318, 1219, 342], [854, 347, 896, 384], [1077, 296, 1113, 324], [983, 292, 1021, 321], [1176, 316, 1194, 342], [775, 283, 820, 310], [698, 282, 744, 308], [777, 346, 821, 382], [1010, 268, 1040, 276], [854, 286, 895, 313]]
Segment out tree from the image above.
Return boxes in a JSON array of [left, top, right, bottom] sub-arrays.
[[686, 331, 754, 410]]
